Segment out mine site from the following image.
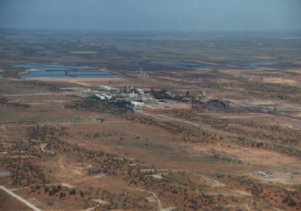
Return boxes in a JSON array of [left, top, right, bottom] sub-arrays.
[[0, 30, 300, 211], [1, 1, 301, 210]]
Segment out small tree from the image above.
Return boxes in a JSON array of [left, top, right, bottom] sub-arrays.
[[80, 191, 85, 198], [69, 189, 76, 195], [59, 191, 66, 199]]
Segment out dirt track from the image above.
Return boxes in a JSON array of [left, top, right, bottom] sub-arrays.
[[0, 185, 41, 211]]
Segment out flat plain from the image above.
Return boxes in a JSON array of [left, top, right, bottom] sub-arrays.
[[0, 30, 301, 210]]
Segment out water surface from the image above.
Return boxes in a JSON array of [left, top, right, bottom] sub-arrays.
[[14, 64, 122, 78], [0, 170, 10, 177]]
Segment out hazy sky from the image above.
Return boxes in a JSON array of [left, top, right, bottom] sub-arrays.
[[0, 0, 300, 31]]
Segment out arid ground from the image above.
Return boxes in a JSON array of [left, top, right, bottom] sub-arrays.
[[0, 31, 301, 211]]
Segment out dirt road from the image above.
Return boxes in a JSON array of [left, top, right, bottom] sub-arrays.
[[0, 185, 41, 211]]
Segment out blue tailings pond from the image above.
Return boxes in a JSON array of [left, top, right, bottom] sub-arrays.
[[14, 64, 122, 79], [0, 170, 10, 177]]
